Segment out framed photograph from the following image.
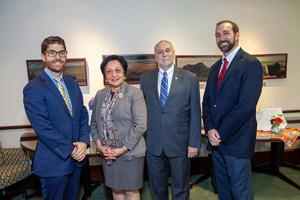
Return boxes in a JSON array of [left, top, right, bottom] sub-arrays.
[[176, 55, 221, 81], [254, 53, 287, 79], [102, 54, 157, 84], [26, 58, 88, 86], [176, 53, 288, 82]]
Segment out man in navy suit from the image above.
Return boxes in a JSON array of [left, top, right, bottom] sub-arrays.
[[141, 40, 201, 200], [23, 36, 90, 200], [203, 21, 263, 200]]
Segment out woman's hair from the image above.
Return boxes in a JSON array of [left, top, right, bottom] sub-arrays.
[[100, 55, 128, 78]]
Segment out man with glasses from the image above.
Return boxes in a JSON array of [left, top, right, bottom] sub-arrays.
[[23, 36, 90, 200]]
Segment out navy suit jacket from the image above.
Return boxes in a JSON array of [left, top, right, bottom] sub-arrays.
[[23, 70, 90, 177], [140, 67, 201, 157], [203, 48, 263, 158]]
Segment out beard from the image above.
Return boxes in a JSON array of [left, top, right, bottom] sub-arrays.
[[45, 59, 66, 73], [218, 38, 236, 53], [158, 57, 174, 69]]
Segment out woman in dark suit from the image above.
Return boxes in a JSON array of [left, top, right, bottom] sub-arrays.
[[90, 55, 147, 200]]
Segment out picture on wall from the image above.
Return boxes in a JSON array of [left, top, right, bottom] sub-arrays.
[[176, 55, 221, 81], [176, 53, 288, 82], [254, 53, 287, 79], [26, 58, 88, 86], [103, 54, 157, 84]]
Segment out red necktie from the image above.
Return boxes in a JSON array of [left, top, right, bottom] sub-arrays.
[[217, 58, 228, 88]]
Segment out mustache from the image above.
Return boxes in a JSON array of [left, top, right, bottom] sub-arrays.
[[218, 40, 229, 46]]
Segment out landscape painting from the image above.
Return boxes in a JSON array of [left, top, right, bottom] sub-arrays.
[[254, 53, 287, 79], [176, 53, 287, 81], [103, 54, 157, 84], [176, 55, 221, 81], [26, 58, 87, 86]]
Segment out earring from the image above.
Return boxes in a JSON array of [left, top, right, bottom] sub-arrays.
[[105, 80, 108, 83], [124, 77, 126, 80]]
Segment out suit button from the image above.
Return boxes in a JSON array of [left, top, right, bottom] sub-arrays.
[[112, 120, 114, 122], [116, 139, 120, 142], [115, 129, 118, 132], [214, 105, 217, 108]]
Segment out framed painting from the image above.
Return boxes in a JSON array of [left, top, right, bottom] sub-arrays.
[[254, 53, 287, 79], [102, 54, 157, 84], [176, 53, 288, 81], [26, 58, 88, 86], [176, 55, 221, 81]]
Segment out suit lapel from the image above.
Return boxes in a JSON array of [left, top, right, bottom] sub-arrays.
[[40, 71, 71, 117], [217, 48, 244, 90], [150, 68, 161, 107], [112, 82, 128, 113], [213, 59, 222, 95], [97, 87, 109, 118], [163, 67, 181, 109], [64, 76, 76, 117]]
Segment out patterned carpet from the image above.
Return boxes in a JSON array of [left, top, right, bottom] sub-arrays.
[[12, 166, 300, 200]]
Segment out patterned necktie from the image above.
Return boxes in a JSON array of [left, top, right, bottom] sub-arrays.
[[55, 77, 73, 116], [217, 58, 228, 88], [160, 71, 168, 108]]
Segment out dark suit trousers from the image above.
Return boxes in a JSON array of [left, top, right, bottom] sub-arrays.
[[146, 151, 190, 200], [40, 167, 81, 200], [212, 150, 253, 200]]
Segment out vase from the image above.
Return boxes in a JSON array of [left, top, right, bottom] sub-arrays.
[[271, 126, 279, 133]]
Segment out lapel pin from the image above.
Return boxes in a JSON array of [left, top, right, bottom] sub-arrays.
[[175, 77, 178, 80], [119, 93, 123, 98]]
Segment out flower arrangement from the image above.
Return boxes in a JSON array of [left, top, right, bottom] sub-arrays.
[[270, 114, 284, 132]]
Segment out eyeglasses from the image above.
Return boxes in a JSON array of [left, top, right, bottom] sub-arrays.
[[44, 50, 68, 57]]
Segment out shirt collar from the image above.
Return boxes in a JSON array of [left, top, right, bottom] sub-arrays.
[[44, 68, 64, 80], [222, 46, 241, 63], [159, 65, 174, 75]]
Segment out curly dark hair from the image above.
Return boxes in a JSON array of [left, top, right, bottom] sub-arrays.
[[41, 36, 66, 53]]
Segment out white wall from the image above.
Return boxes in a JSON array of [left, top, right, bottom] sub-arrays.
[[1, 0, 300, 148]]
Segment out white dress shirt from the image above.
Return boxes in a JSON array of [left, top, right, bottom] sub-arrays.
[[158, 65, 174, 97]]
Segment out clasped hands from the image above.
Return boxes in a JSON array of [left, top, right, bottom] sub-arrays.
[[98, 145, 127, 160], [71, 142, 87, 162]]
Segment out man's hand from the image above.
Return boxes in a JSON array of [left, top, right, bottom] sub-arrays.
[[207, 129, 221, 146], [71, 142, 87, 162], [188, 146, 198, 158]]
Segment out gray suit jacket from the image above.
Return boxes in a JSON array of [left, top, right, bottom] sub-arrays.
[[90, 82, 147, 161], [140, 67, 201, 157]]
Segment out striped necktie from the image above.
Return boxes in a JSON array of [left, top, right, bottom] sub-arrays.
[[160, 71, 168, 108], [217, 58, 228, 88], [55, 77, 73, 116]]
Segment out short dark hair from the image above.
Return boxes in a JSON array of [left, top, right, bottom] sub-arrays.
[[217, 20, 239, 34], [41, 36, 66, 53], [100, 55, 128, 78]]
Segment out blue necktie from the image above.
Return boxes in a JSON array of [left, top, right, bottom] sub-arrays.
[[160, 72, 168, 108]]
